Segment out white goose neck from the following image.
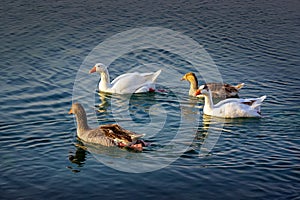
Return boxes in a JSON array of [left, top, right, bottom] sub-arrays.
[[203, 91, 214, 113], [99, 68, 111, 90]]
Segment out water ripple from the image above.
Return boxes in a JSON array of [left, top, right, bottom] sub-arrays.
[[0, 0, 299, 199]]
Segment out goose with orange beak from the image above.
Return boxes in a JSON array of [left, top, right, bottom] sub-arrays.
[[196, 84, 266, 118], [89, 63, 162, 94]]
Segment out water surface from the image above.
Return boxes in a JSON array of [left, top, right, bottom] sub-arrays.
[[0, 0, 299, 199]]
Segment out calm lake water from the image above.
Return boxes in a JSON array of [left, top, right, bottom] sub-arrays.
[[1, 0, 299, 199]]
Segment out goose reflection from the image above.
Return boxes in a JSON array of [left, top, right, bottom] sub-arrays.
[[190, 112, 226, 156], [97, 91, 157, 116], [196, 114, 261, 156], [67, 138, 145, 173], [67, 141, 88, 173]]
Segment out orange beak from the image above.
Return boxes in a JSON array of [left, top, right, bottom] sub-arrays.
[[195, 89, 201, 96], [180, 76, 186, 81], [89, 66, 96, 74], [68, 108, 74, 114]]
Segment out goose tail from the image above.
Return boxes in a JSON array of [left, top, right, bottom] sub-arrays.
[[151, 69, 162, 82], [251, 95, 267, 111], [257, 95, 267, 103], [131, 133, 145, 141], [234, 83, 245, 90]]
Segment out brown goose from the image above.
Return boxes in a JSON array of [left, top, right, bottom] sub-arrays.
[[181, 72, 244, 98], [69, 103, 146, 151]]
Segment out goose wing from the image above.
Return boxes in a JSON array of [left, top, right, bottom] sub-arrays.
[[214, 95, 267, 109], [111, 70, 161, 94]]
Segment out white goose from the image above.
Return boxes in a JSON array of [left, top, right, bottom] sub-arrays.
[[89, 63, 162, 94], [196, 85, 267, 118]]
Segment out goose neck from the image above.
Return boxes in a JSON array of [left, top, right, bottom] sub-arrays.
[[189, 77, 198, 90], [99, 69, 111, 90], [203, 91, 214, 111], [75, 110, 90, 134], [188, 76, 199, 95]]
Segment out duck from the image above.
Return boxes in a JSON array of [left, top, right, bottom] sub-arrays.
[[195, 84, 267, 118], [181, 72, 244, 98], [69, 103, 147, 151], [89, 63, 162, 94]]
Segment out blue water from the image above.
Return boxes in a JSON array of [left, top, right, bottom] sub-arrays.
[[1, 0, 299, 199]]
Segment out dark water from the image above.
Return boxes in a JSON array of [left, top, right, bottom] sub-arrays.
[[1, 0, 299, 199]]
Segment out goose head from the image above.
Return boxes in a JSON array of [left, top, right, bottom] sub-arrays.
[[69, 102, 85, 115], [181, 72, 198, 83], [89, 63, 108, 74], [181, 72, 199, 95], [195, 84, 210, 96]]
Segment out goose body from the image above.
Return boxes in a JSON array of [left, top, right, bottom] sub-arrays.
[[90, 63, 162, 94], [69, 103, 146, 150], [181, 72, 244, 98], [196, 85, 266, 118]]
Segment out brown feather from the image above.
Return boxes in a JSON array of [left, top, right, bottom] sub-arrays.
[[100, 124, 133, 142], [241, 100, 256, 106]]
